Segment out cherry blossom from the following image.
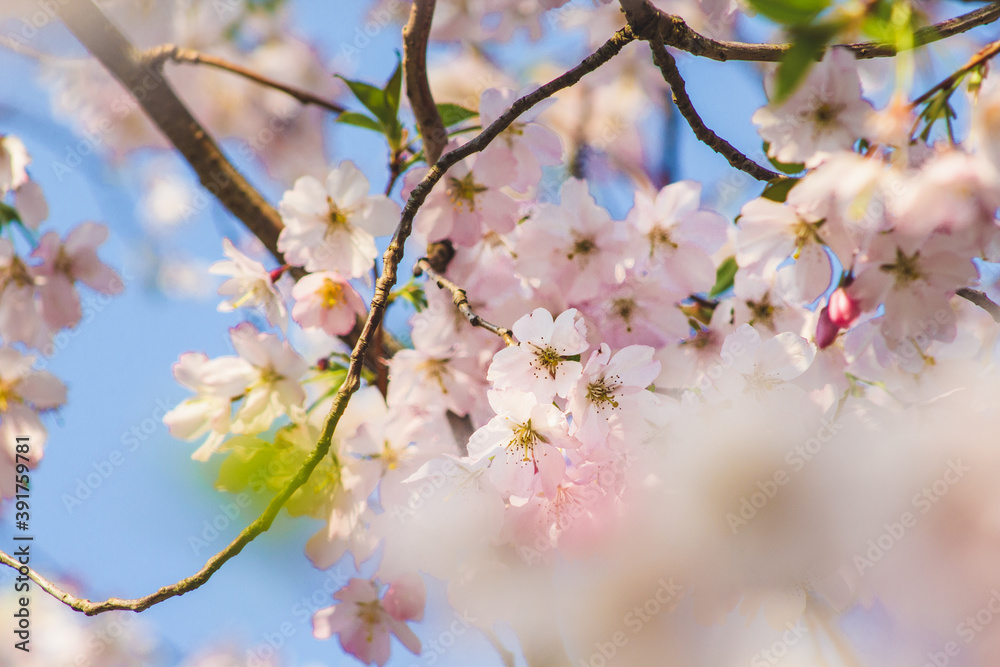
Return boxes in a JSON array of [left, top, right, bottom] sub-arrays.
[[229, 322, 309, 434], [210, 238, 288, 332], [0, 239, 44, 348], [754, 47, 873, 167], [32, 223, 123, 331], [0, 346, 65, 453], [467, 388, 578, 500], [312, 575, 424, 666], [487, 307, 589, 401], [291, 271, 367, 337], [477, 87, 563, 192], [0, 134, 30, 195], [278, 161, 399, 277]]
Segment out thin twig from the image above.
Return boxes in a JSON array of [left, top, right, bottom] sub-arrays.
[[643, 36, 781, 181], [403, 0, 448, 164], [910, 37, 1000, 107], [0, 24, 636, 616], [415, 258, 516, 346], [144, 44, 347, 115], [957, 288, 1000, 322], [645, 1, 1000, 62]]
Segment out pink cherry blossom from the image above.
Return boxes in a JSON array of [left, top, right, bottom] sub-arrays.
[[626, 180, 729, 294], [753, 47, 873, 167], [291, 271, 367, 337], [0, 239, 45, 348], [566, 343, 661, 447], [487, 307, 589, 401], [312, 576, 424, 666], [467, 388, 578, 500], [476, 87, 563, 192], [229, 322, 308, 434], [210, 238, 288, 332], [515, 178, 627, 302], [406, 156, 518, 247], [0, 346, 65, 465], [32, 222, 123, 331], [278, 161, 399, 277]]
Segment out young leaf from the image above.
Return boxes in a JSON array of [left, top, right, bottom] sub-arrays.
[[748, 0, 830, 25], [763, 141, 805, 174], [437, 103, 479, 128], [336, 111, 384, 133], [336, 75, 395, 127], [385, 55, 403, 115], [761, 177, 800, 203], [709, 256, 738, 297]]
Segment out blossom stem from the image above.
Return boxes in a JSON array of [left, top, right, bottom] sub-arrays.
[[956, 287, 1000, 322], [415, 258, 516, 346], [637, 31, 782, 182], [909, 37, 1000, 108], [143, 44, 348, 115], [631, 0, 1000, 63], [403, 0, 448, 165]]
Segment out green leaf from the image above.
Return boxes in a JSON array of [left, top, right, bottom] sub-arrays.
[[0, 201, 22, 226], [763, 141, 805, 175], [336, 75, 395, 127], [215, 435, 273, 493], [748, 0, 830, 25], [436, 103, 479, 128], [709, 256, 738, 298], [761, 177, 800, 203], [772, 22, 839, 103], [336, 111, 384, 133], [385, 55, 403, 115]]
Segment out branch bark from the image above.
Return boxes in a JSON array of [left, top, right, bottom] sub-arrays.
[[0, 24, 636, 616], [956, 288, 1000, 322], [628, 0, 1000, 63], [57, 1, 286, 262], [415, 258, 516, 345], [145, 44, 347, 115], [403, 0, 448, 164]]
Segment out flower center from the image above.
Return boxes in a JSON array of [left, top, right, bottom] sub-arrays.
[[318, 278, 344, 310], [327, 196, 350, 229], [532, 345, 563, 379], [648, 225, 677, 253], [812, 102, 843, 126], [747, 293, 776, 329], [0, 378, 20, 413], [880, 248, 923, 288], [586, 377, 620, 410], [509, 419, 542, 463], [356, 600, 383, 641], [446, 173, 487, 211], [568, 235, 597, 259], [612, 298, 637, 332]]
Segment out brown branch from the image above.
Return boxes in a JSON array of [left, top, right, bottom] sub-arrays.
[[415, 258, 516, 346], [629, 0, 1000, 62], [56, 1, 285, 262], [0, 24, 636, 616], [144, 44, 347, 115], [631, 21, 781, 181], [910, 37, 1000, 107], [957, 288, 1000, 323], [403, 0, 448, 164]]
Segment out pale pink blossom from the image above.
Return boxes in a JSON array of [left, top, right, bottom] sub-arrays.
[[229, 322, 309, 434], [210, 238, 288, 332], [626, 180, 729, 294], [278, 161, 399, 277], [467, 388, 578, 500], [566, 344, 661, 447], [32, 223, 122, 331], [312, 575, 424, 666], [477, 87, 563, 192], [580, 274, 690, 348], [0, 135, 30, 195], [406, 157, 518, 247], [0, 347, 65, 476], [487, 308, 589, 401], [710, 324, 816, 401], [291, 271, 367, 337], [515, 178, 627, 302], [754, 47, 873, 167], [0, 239, 45, 348]]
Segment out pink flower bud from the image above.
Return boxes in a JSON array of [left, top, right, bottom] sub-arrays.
[[828, 287, 861, 329], [815, 306, 839, 349]]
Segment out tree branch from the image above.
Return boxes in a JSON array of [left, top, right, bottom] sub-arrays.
[[910, 37, 1000, 107], [636, 28, 781, 181], [56, 1, 286, 262], [415, 258, 516, 346], [631, 0, 1000, 63], [144, 44, 347, 115], [0, 24, 636, 616], [957, 288, 1000, 323], [403, 0, 448, 164]]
